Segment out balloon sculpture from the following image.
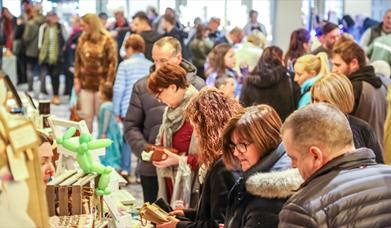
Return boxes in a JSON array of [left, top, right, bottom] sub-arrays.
[[56, 127, 113, 196]]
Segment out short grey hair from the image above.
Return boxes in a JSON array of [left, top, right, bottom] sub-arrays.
[[281, 103, 353, 154]]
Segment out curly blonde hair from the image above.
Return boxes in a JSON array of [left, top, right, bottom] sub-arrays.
[[184, 88, 243, 170]]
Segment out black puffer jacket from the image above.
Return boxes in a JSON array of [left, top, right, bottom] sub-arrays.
[[348, 115, 383, 163], [177, 158, 236, 228], [123, 60, 205, 176], [225, 144, 303, 228], [349, 66, 387, 151], [279, 148, 391, 228], [239, 65, 300, 121]]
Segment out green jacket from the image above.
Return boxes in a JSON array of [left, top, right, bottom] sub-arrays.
[[367, 33, 391, 65]]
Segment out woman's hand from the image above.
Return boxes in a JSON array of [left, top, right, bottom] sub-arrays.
[[156, 221, 178, 228], [169, 209, 185, 217], [152, 149, 182, 168]]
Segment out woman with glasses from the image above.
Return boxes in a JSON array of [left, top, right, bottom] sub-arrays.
[[311, 73, 384, 163], [222, 104, 303, 228], [147, 63, 199, 209], [157, 88, 242, 228]]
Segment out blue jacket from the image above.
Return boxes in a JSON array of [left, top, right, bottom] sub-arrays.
[[298, 75, 321, 108], [113, 53, 152, 117]]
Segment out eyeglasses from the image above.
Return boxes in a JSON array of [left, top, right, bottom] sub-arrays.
[[228, 142, 252, 154]]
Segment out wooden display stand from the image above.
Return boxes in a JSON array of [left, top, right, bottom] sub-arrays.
[[46, 170, 103, 219]]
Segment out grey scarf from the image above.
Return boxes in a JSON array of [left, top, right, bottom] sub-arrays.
[[155, 85, 198, 147]]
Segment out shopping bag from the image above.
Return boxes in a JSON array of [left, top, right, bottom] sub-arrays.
[[170, 160, 192, 209]]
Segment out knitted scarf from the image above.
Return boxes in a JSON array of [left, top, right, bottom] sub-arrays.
[[155, 85, 198, 147], [39, 25, 59, 65]]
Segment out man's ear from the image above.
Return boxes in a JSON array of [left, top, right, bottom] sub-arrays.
[[349, 58, 360, 72], [309, 146, 324, 168]]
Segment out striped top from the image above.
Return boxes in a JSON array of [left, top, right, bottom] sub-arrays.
[[113, 53, 152, 117]]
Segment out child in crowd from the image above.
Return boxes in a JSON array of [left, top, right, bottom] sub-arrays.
[[97, 82, 122, 170], [215, 75, 236, 98]]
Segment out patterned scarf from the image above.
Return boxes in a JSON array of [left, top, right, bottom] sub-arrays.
[[39, 25, 59, 65], [155, 85, 198, 147]]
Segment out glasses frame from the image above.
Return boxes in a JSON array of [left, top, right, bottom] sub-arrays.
[[229, 142, 252, 154]]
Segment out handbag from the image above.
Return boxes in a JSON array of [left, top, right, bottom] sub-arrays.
[[69, 88, 83, 122], [151, 146, 179, 162], [139, 202, 179, 226]]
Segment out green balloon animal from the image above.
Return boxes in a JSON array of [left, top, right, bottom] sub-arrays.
[[56, 127, 113, 196]]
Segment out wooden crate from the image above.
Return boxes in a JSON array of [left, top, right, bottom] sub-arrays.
[[46, 170, 103, 218]]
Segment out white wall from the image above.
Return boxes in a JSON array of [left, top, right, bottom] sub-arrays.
[[344, 0, 372, 18], [272, 0, 303, 52]]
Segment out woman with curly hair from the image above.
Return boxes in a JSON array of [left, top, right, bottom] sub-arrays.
[[157, 88, 242, 228]]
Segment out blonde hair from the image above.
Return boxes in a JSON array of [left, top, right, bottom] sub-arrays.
[[311, 73, 354, 114], [296, 52, 330, 76], [81, 13, 110, 42], [247, 30, 267, 49]]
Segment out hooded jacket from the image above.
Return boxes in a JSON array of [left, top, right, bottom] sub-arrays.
[[123, 60, 205, 176], [140, 30, 162, 61], [279, 148, 391, 227], [349, 65, 387, 150], [239, 65, 300, 121], [225, 144, 303, 228]]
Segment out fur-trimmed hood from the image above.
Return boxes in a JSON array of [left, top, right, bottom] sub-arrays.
[[246, 168, 303, 199]]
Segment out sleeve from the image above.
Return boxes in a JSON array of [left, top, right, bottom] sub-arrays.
[[363, 126, 384, 164], [105, 36, 118, 83], [359, 28, 371, 52], [278, 203, 318, 228], [123, 82, 147, 158], [176, 166, 235, 228], [74, 41, 82, 79], [113, 62, 127, 116], [239, 80, 251, 107]]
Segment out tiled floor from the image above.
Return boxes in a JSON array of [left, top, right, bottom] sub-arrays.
[[17, 75, 144, 205]]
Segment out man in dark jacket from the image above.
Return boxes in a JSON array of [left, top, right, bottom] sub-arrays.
[[120, 11, 161, 61], [161, 14, 189, 60], [279, 103, 391, 227], [332, 36, 387, 151], [123, 36, 205, 203]]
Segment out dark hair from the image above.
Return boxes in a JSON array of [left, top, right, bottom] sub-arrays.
[[252, 46, 283, 74], [332, 36, 366, 67], [284, 28, 310, 66], [99, 82, 113, 101], [125, 34, 145, 53], [147, 63, 189, 94], [215, 75, 233, 89], [195, 23, 208, 40], [322, 22, 339, 35], [98, 12, 108, 20], [208, 43, 232, 75], [132, 11, 152, 26], [163, 14, 176, 26], [249, 10, 258, 18], [38, 131, 53, 145]]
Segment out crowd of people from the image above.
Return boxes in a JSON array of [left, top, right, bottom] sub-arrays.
[[3, 2, 391, 227]]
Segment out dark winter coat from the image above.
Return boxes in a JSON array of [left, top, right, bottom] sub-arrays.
[[279, 148, 391, 227], [140, 30, 162, 61], [239, 65, 300, 121], [348, 115, 384, 163], [176, 158, 237, 228], [225, 144, 303, 228], [349, 66, 387, 150], [123, 60, 205, 176]]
